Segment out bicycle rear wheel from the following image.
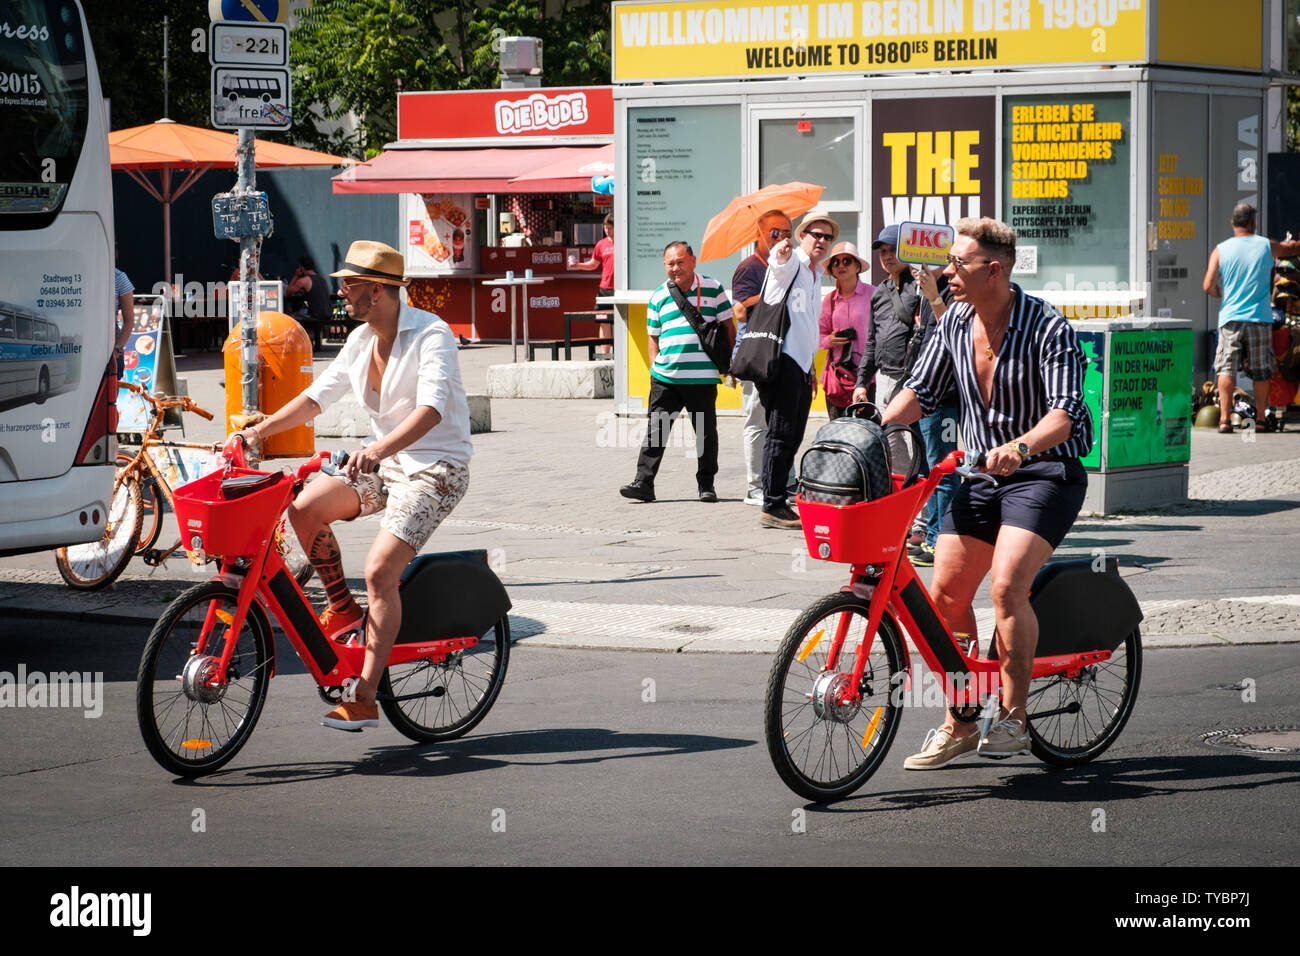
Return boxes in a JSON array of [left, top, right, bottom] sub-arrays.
[[379, 617, 510, 743], [764, 593, 907, 802], [54, 472, 143, 590], [136, 581, 273, 777], [1026, 629, 1142, 767]]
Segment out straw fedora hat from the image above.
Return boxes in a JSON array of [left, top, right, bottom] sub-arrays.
[[825, 241, 870, 274], [794, 209, 839, 245], [330, 240, 410, 286]]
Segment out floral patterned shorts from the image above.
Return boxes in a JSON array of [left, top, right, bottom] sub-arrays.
[[341, 459, 469, 551]]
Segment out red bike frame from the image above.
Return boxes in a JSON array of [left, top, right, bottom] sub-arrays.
[[796, 450, 1114, 716]]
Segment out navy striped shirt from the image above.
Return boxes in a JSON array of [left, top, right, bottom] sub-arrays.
[[903, 283, 1093, 461]]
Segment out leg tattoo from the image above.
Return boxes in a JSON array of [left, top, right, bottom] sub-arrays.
[[310, 528, 360, 613]]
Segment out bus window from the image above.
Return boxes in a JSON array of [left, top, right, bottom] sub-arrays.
[[0, 0, 116, 556]]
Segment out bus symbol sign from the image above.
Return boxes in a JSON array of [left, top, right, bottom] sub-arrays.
[[211, 66, 292, 130]]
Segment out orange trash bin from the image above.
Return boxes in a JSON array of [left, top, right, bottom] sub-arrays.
[[223, 311, 315, 458]]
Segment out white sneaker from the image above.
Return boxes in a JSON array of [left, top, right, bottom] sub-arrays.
[[978, 708, 1031, 758], [903, 726, 979, 770], [742, 491, 764, 506]]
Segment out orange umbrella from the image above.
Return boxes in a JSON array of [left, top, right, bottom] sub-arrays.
[[110, 119, 351, 284], [697, 181, 825, 263]]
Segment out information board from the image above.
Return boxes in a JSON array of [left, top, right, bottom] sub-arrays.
[[627, 104, 742, 291], [212, 192, 273, 240], [1106, 328, 1192, 467]]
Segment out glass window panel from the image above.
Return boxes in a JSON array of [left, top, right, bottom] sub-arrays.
[[759, 117, 855, 201]]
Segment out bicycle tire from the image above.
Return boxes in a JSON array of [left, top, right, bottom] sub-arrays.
[[1026, 628, 1142, 767], [764, 593, 907, 802], [136, 472, 164, 555], [54, 472, 143, 590], [136, 581, 273, 777], [379, 616, 510, 743]]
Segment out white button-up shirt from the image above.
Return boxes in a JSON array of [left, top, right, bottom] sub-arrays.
[[304, 303, 472, 473], [763, 244, 822, 373]]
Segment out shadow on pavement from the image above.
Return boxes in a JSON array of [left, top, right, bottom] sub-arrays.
[[804, 753, 1300, 813], [174, 727, 756, 786]]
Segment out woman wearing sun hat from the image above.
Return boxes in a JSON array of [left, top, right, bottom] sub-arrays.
[[819, 240, 873, 420]]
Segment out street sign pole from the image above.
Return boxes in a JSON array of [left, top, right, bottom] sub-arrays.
[[236, 129, 262, 426]]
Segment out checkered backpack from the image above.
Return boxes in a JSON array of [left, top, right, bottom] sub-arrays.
[[799, 417, 921, 505]]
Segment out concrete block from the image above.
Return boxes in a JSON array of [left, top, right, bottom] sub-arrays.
[[313, 394, 492, 437], [485, 361, 613, 399]]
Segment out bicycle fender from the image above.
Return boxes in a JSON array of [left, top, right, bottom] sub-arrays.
[[395, 550, 512, 644], [1026, 557, 1143, 657]]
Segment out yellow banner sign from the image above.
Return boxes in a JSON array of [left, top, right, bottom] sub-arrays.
[[612, 0, 1148, 82]]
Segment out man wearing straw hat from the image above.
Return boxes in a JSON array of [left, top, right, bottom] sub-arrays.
[[233, 240, 472, 732]]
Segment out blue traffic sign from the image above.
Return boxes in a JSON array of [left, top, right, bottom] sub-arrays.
[[208, 0, 290, 23]]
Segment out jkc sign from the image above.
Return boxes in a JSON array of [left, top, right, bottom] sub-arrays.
[[398, 87, 613, 141], [895, 220, 955, 267]]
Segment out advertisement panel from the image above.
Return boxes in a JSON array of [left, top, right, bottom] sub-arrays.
[[612, 0, 1149, 82], [1106, 328, 1193, 467], [1148, 91, 1208, 334], [870, 95, 995, 282], [404, 194, 477, 276], [1001, 92, 1131, 288]]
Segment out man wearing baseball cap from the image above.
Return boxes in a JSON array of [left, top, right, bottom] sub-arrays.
[[233, 240, 473, 732]]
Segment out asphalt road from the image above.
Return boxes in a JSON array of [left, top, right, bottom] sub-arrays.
[[1, 614, 1296, 868]]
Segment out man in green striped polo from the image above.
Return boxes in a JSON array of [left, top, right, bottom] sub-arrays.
[[620, 241, 734, 503]]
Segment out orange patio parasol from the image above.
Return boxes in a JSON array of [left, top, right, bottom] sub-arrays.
[[110, 119, 351, 285], [697, 181, 825, 263]]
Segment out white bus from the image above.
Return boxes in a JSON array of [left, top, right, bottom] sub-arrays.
[[0, 0, 117, 556]]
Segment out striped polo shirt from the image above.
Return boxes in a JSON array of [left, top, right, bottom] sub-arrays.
[[646, 274, 734, 384], [904, 283, 1093, 461]]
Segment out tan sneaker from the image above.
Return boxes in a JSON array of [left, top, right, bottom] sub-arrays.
[[903, 725, 979, 770], [977, 708, 1031, 758], [321, 700, 379, 732]]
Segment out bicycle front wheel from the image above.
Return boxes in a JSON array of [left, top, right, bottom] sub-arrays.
[[379, 617, 510, 743], [136, 581, 273, 777], [1027, 629, 1142, 767], [55, 472, 143, 590], [764, 593, 907, 802]]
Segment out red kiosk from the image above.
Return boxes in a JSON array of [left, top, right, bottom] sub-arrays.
[[333, 87, 613, 345]]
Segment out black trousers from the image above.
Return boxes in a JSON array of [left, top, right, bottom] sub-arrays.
[[634, 378, 719, 488], [755, 355, 813, 510]]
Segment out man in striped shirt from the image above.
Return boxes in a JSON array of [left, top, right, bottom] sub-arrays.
[[882, 217, 1093, 767], [620, 241, 733, 503]]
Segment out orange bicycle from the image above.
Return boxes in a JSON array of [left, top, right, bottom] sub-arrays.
[[54, 382, 312, 590]]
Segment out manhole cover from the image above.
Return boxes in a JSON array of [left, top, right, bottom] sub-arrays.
[[663, 622, 715, 634], [1201, 726, 1300, 754]]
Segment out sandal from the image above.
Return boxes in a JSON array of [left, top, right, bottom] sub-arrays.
[[1217, 423, 1234, 434]]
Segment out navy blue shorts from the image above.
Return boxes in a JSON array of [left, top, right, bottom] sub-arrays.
[[940, 458, 1087, 549]]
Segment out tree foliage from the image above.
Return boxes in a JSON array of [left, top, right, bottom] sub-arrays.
[[292, 0, 612, 158]]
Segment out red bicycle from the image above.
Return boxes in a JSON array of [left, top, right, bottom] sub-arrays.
[[764, 449, 1143, 802], [135, 439, 510, 777]]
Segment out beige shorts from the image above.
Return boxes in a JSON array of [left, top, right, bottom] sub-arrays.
[[340, 459, 469, 551], [1214, 321, 1276, 381]]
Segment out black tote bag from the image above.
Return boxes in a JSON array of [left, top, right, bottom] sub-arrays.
[[730, 270, 793, 384]]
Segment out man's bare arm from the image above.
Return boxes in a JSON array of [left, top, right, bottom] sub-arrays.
[[1203, 247, 1221, 298]]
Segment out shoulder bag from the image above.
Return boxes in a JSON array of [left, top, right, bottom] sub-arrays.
[[667, 280, 734, 376]]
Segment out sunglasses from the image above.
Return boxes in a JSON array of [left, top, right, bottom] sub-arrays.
[[944, 253, 994, 269], [828, 257, 858, 269], [768, 228, 793, 241], [805, 230, 835, 243]]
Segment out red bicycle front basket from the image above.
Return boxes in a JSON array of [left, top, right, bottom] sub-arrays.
[[172, 467, 292, 557], [798, 478, 929, 564]]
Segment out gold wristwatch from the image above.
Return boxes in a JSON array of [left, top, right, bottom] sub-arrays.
[[1007, 440, 1030, 461]]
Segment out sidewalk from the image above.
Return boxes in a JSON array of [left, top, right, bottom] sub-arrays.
[[2, 343, 1298, 652]]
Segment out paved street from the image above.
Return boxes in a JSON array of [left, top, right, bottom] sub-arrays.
[[1, 344, 1298, 871]]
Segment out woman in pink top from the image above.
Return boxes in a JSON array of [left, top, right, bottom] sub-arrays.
[[819, 241, 873, 420]]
